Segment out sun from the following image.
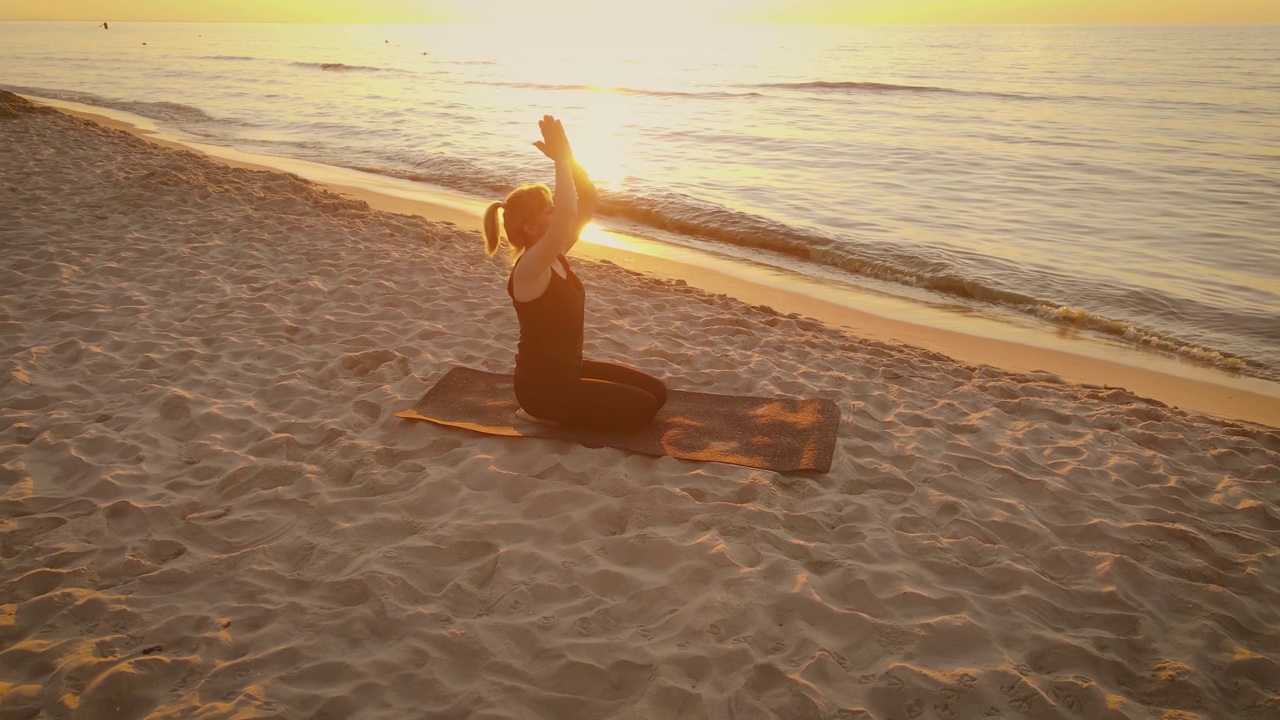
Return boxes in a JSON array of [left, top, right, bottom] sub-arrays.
[[453, 0, 760, 25], [563, 104, 636, 187]]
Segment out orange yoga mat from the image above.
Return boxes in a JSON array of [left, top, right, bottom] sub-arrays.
[[396, 366, 840, 473]]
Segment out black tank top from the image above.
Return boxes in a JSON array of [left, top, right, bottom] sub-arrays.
[[508, 255, 584, 378]]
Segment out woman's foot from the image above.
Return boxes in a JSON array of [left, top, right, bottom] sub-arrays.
[[515, 407, 559, 426]]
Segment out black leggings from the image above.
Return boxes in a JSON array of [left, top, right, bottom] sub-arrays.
[[515, 360, 667, 432]]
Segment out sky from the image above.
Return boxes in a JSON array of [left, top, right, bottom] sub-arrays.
[[2, 0, 1278, 24]]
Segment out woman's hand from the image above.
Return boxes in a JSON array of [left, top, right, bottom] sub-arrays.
[[514, 115, 581, 298], [533, 115, 573, 163]]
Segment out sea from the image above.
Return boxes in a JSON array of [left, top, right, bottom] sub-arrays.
[[3, 22, 1278, 381]]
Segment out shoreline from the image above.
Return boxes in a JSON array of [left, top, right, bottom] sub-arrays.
[[33, 95, 1280, 428]]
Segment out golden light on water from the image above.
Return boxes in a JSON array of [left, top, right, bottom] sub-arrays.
[[562, 101, 637, 186], [453, 0, 759, 25], [460, 23, 761, 186], [3, 0, 1277, 23]]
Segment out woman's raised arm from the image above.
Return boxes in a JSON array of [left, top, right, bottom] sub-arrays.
[[516, 116, 581, 285], [572, 161, 598, 231]]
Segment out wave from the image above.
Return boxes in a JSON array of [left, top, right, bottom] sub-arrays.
[[589, 190, 1268, 378], [203, 56, 417, 77], [755, 80, 1038, 101], [292, 62, 404, 73], [117, 100, 215, 123], [641, 203, 1266, 375], [1032, 306, 1253, 373], [3, 86, 215, 123], [343, 157, 1270, 377], [760, 81, 958, 93], [593, 191, 1058, 309], [204, 55, 416, 74], [344, 161, 513, 198], [476, 81, 761, 99]]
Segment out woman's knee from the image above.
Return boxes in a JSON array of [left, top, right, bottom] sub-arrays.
[[583, 361, 667, 407], [574, 381, 659, 430], [648, 378, 668, 409]]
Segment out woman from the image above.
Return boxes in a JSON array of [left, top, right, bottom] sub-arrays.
[[482, 115, 667, 432]]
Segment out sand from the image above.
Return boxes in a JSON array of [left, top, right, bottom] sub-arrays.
[[2, 91, 1279, 719]]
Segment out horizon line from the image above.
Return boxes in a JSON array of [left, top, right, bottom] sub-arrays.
[[2, 19, 1280, 26]]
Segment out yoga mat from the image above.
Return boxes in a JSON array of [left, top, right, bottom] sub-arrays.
[[395, 367, 840, 473]]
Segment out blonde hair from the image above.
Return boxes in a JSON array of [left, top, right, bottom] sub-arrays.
[[482, 184, 553, 263]]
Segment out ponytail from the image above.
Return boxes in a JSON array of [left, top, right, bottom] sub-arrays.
[[484, 184, 551, 264], [482, 201, 502, 257]]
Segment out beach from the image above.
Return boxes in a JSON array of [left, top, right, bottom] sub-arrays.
[[34, 96, 1280, 431], [3, 89, 1280, 720]]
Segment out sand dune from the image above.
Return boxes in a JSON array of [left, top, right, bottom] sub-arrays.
[[2, 91, 1279, 719]]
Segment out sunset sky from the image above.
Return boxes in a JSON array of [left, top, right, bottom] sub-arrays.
[[2, 0, 1277, 24]]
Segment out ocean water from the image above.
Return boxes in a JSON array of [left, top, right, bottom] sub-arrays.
[[3, 21, 1278, 379]]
